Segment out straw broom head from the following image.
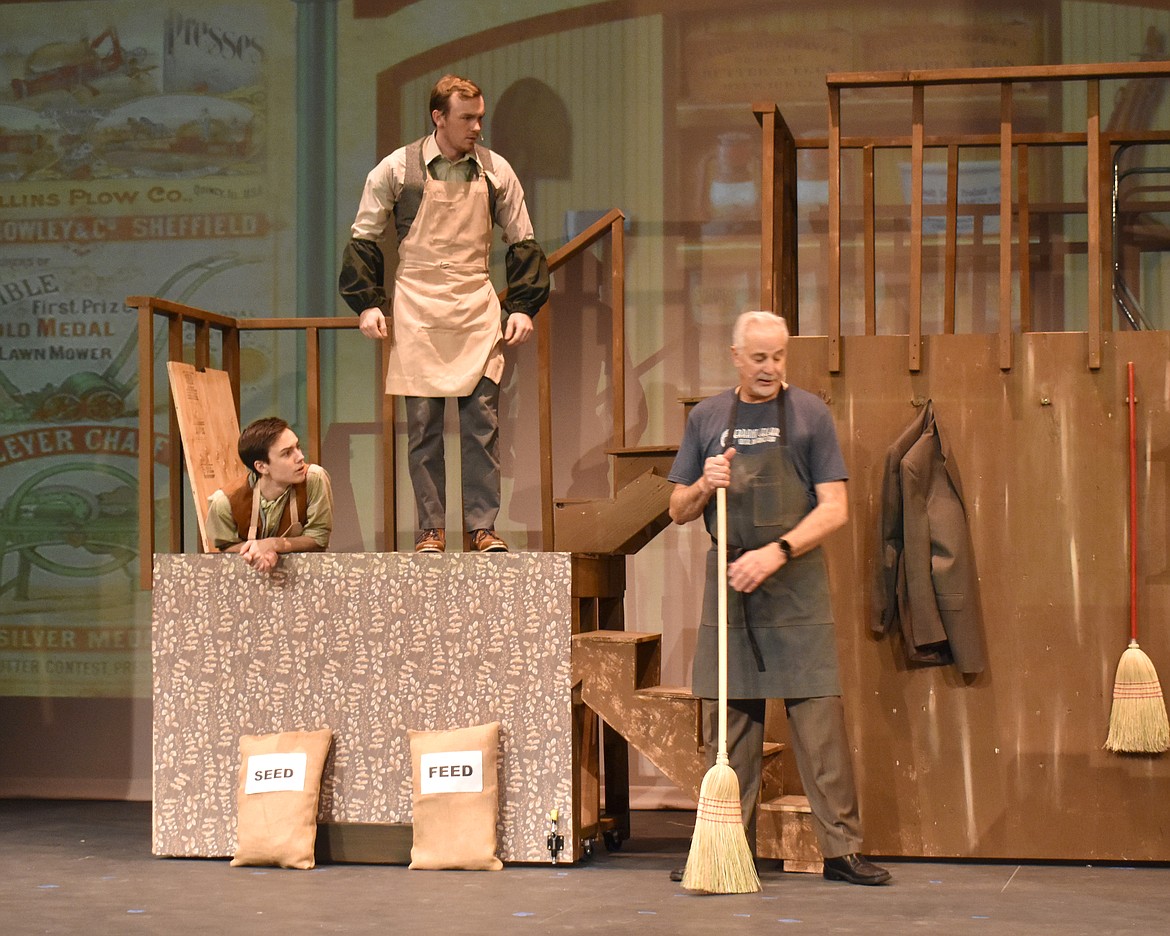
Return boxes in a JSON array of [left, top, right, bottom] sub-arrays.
[[681, 755, 760, 894], [1105, 640, 1170, 754]]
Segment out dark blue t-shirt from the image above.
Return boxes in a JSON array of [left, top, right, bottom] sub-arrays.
[[668, 386, 848, 535]]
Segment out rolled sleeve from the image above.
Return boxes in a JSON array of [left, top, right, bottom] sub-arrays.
[[350, 149, 406, 240], [304, 465, 333, 549], [206, 489, 242, 550]]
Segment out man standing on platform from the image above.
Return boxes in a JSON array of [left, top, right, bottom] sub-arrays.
[[666, 310, 890, 886], [339, 74, 550, 554], [206, 417, 333, 573]]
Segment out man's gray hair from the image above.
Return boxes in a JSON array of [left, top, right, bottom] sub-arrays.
[[732, 310, 789, 348]]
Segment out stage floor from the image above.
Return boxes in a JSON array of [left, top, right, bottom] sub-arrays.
[[3, 800, 1167, 935]]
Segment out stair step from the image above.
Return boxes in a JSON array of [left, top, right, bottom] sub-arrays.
[[554, 470, 674, 554], [635, 684, 696, 700], [573, 630, 660, 646], [606, 446, 679, 491], [758, 794, 821, 873], [762, 794, 811, 813], [572, 630, 707, 800]]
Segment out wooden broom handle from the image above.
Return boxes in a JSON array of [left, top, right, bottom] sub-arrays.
[[1128, 361, 1139, 642], [717, 486, 729, 758]]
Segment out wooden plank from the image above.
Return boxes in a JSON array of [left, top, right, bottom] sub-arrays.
[[611, 216, 626, 451], [944, 144, 959, 334], [193, 319, 210, 372], [545, 208, 623, 271], [379, 341, 396, 550], [999, 82, 1014, 371], [1087, 81, 1102, 369], [136, 301, 155, 590], [828, 86, 842, 372], [609, 446, 678, 490], [553, 471, 674, 554], [538, 301, 555, 549], [306, 327, 321, 466], [840, 131, 1087, 148], [1018, 145, 1032, 333], [909, 85, 924, 372], [167, 317, 184, 554], [125, 295, 236, 327], [755, 103, 778, 316], [827, 60, 1170, 88], [863, 145, 876, 334], [165, 363, 245, 553]]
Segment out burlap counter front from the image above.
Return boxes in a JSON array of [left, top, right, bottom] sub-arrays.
[[152, 552, 572, 863]]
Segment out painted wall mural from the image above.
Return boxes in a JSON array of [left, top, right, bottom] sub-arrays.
[[0, 3, 291, 698]]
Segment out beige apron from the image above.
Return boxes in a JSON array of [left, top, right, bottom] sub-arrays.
[[386, 173, 504, 397]]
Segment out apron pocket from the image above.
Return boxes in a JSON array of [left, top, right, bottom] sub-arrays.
[[748, 482, 804, 533]]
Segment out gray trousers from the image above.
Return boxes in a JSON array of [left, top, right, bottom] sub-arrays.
[[701, 695, 863, 859], [404, 375, 501, 532]]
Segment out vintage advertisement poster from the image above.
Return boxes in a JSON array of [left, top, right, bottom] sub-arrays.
[[0, 3, 289, 697]]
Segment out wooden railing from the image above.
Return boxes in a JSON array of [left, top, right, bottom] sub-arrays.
[[758, 62, 1170, 373], [132, 207, 627, 587]]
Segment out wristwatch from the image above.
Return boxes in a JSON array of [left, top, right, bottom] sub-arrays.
[[777, 537, 793, 560]]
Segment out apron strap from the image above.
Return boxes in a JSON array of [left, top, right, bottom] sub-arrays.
[[717, 389, 789, 675], [247, 485, 262, 541]]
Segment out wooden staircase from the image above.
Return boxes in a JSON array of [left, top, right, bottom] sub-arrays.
[[571, 628, 821, 870], [558, 440, 820, 870]]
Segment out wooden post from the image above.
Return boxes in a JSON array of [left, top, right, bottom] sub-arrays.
[[944, 145, 959, 334], [909, 85, 924, 372], [828, 87, 842, 372], [306, 327, 321, 466], [754, 103, 798, 331], [136, 301, 155, 590], [999, 82, 1014, 371], [863, 145, 876, 335], [1087, 80, 1102, 369], [611, 215, 626, 451]]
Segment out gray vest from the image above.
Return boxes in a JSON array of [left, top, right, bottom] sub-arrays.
[[393, 138, 498, 246]]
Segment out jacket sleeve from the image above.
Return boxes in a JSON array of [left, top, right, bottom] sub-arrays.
[[338, 238, 387, 315], [502, 239, 550, 318]]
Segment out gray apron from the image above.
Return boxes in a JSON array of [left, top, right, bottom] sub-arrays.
[[692, 389, 842, 700]]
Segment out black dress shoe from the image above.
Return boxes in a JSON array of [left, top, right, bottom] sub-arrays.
[[822, 853, 891, 885], [669, 867, 684, 882]]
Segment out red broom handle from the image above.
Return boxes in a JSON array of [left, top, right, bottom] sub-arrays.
[[1128, 361, 1139, 643]]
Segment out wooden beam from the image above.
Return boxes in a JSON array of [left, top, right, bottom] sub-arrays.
[[909, 85, 924, 372], [611, 216, 626, 451], [306, 327, 321, 466], [136, 301, 155, 590], [1018, 145, 1032, 334], [828, 86, 842, 373], [1087, 81, 1103, 370], [756, 103, 779, 317], [167, 316, 184, 554], [538, 305, 554, 548], [864, 145, 876, 335], [999, 82, 1014, 371], [944, 144, 959, 334], [828, 60, 1170, 88]]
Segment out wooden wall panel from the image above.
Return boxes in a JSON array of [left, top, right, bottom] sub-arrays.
[[782, 330, 1170, 860]]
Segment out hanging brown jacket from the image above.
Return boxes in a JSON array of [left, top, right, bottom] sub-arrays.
[[876, 401, 985, 674]]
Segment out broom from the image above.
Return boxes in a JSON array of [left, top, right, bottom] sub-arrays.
[[681, 487, 761, 893], [1105, 361, 1170, 754]]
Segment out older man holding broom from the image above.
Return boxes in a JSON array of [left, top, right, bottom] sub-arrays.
[[667, 310, 889, 889]]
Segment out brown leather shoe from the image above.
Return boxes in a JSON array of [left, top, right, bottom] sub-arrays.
[[415, 529, 445, 553], [822, 853, 891, 885], [470, 529, 508, 552]]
